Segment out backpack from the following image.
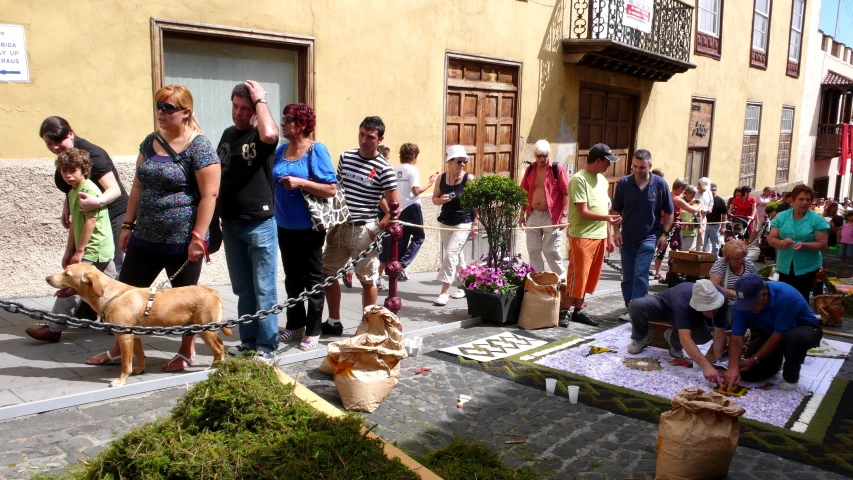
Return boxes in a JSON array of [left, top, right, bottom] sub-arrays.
[[523, 162, 561, 182]]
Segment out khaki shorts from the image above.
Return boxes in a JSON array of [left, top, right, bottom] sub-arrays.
[[566, 237, 605, 299], [323, 222, 380, 284]]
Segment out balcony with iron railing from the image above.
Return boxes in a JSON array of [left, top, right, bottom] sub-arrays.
[[563, 0, 696, 82], [816, 123, 843, 159]]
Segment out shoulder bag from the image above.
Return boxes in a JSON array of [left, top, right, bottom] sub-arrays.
[[303, 144, 350, 230], [153, 132, 222, 253]]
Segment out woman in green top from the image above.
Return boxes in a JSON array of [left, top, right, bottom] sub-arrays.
[[768, 184, 829, 301]]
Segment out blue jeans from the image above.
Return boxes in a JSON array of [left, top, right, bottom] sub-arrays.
[[379, 203, 426, 266], [703, 224, 722, 255], [222, 217, 279, 352], [620, 240, 657, 308]]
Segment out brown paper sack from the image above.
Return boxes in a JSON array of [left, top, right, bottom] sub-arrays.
[[319, 306, 407, 412], [655, 387, 745, 480], [814, 294, 844, 327], [517, 272, 561, 330]]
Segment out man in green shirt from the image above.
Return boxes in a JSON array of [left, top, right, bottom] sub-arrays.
[[27, 148, 116, 343], [560, 144, 622, 327]]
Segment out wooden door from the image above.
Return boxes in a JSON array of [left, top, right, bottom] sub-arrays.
[[577, 87, 636, 197], [446, 89, 516, 177]]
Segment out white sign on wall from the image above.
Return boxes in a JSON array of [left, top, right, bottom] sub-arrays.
[[0, 24, 29, 83], [624, 0, 654, 34]]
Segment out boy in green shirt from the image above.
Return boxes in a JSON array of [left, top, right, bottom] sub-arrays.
[[26, 148, 117, 343]]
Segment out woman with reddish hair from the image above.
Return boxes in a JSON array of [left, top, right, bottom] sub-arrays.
[[86, 84, 220, 371], [273, 104, 337, 350]]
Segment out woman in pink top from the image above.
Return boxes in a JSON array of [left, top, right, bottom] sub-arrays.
[[840, 213, 853, 265]]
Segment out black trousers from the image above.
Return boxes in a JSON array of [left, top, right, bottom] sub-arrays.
[[778, 265, 818, 303], [741, 324, 822, 383], [278, 227, 326, 337], [628, 294, 713, 348], [119, 245, 203, 288]]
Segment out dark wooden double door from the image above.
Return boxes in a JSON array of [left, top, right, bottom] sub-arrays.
[[577, 87, 637, 197]]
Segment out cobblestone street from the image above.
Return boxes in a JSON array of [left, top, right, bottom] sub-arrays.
[[1, 289, 849, 480]]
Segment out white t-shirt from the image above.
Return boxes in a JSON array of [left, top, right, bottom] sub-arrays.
[[396, 163, 422, 211]]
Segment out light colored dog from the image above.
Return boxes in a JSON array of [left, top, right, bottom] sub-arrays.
[[46, 263, 231, 387]]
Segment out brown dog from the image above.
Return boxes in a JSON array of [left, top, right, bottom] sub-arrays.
[[45, 263, 231, 387]]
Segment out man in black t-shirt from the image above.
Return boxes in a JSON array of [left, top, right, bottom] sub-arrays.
[[702, 182, 728, 255], [217, 81, 280, 362]]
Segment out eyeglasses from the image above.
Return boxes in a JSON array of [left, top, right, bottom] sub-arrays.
[[282, 115, 297, 125], [535, 154, 548, 159], [156, 101, 186, 115], [456, 160, 468, 165]]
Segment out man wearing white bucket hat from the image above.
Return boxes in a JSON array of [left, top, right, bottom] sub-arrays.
[[627, 279, 729, 385]]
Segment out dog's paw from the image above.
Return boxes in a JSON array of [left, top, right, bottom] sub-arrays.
[[109, 379, 126, 387]]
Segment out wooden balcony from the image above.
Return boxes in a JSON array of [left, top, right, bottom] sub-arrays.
[[563, 0, 697, 82], [816, 123, 842, 159]]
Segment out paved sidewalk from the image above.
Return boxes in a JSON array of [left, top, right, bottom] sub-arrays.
[[1, 288, 847, 480]]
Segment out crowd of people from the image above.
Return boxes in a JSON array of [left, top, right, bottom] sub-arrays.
[[24, 81, 840, 390]]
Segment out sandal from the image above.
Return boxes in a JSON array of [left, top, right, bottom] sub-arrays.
[[85, 350, 121, 366], [653, 274, 662, 280], [299, 337, 319, 351], [161, 353, 195, 372], [278, 328, 305, 342], [434, 294, 449, 306]]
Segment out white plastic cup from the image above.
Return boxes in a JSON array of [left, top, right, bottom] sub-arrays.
[[567, 385, 580, 404], [409, 337, 423, 357], [545, 378, 557, 396]]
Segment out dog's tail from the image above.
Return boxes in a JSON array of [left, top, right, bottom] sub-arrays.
[[218, 300, 233, 337]]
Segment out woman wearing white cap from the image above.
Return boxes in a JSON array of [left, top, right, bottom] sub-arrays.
[[432, 145, 478, 305]]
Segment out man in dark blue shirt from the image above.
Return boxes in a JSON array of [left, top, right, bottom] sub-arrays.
[[612, 149, 674, 316], [627, 280, 728, 385], [725, 274, 822, 392]]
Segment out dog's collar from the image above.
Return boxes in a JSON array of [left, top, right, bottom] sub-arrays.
[[143, 287, 157, 317]]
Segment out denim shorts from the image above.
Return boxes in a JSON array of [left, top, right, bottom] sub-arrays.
[[841, 243, 853, 259]]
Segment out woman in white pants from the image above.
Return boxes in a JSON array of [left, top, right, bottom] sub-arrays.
[[432, 145, 478, 305]]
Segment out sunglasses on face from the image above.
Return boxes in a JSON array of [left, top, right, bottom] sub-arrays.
[[535, 154, 548, 159], [282, 115, 297, 125], [456, 160, 468, 165], [156, 101, 186, 115]]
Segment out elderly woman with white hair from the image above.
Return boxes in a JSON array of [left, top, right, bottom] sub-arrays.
[[432, 145, 478, 306], [709, 240, 758, 299], [696, 177, 713, 250], [519, 139, 571, 278]]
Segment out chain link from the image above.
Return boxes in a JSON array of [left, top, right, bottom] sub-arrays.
[[0, 230, 389, 336]]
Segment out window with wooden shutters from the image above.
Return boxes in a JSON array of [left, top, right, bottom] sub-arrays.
[[740, 104, 762, 188], [696, 0, 723, 59], [787, 0, 805, 77], [751, 0, 772, 69], [445, 56, 519, 178], [777, 107, 794, 183]]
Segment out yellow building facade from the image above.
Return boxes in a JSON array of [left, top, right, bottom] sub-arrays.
[[0, 0, 815, 296]]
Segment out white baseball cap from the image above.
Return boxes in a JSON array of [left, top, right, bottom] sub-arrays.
[[689, 279, 725, 312], [446, 145, 468, 162]]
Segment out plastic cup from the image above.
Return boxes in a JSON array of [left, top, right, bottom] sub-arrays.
[[409, 337, 423, 357], [545, 378, 557, 396], [567, 385, 580, 404]]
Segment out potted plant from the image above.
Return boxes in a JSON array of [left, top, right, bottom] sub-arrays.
[[458, 174, 531, 325]]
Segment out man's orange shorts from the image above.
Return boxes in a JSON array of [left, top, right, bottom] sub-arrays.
[[566, 237, 606, 299]]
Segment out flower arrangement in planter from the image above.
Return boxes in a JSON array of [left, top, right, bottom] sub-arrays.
[[457, 174, 530, 324]]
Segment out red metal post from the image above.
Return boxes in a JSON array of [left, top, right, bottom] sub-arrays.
[[384, 200, 403, 314]]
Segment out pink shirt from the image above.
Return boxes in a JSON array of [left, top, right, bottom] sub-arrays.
[[842, 222, 853, 244], [520, 162, 570, 224]]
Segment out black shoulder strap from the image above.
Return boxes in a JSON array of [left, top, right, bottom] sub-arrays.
[[306, 144, 316, 181], [552, 162, 559, 179], [154, 132, 199, 199]]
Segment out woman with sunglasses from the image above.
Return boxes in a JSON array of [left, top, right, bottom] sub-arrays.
[[272, 104, 337, 350], [85, 84, 220, 371], [432, 145, 478, 306]]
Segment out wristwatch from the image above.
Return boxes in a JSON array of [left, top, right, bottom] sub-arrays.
[[254, 98, 267, 105], [561, 212, 568, 218], [752, 355, 760, 365]]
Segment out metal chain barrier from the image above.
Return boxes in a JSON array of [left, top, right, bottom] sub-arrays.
[[0, 230, 389, 336]]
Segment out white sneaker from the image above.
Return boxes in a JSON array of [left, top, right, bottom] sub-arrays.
[[399, 268, 409, 281], [627, 333, 651, 354], [619, 313, 631, 322], [778, 380, 798, 391], [450, 290, 466, 299], [253, 351, 276, 364], [434, 294, 449, 306]]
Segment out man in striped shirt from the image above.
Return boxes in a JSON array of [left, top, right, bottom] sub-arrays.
[[321, 116, 399, 335]]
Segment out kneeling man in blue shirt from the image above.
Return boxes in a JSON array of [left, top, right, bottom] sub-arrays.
[[725, 274, 822, 391], [627, 280, 728, 385]]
